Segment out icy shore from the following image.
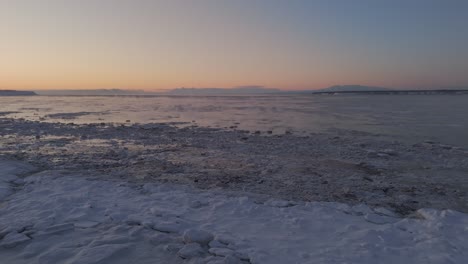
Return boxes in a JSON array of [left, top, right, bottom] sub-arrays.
[[1, 116, 468, 263], [1, 118, 467, 214], [1, 159, 468, 263]]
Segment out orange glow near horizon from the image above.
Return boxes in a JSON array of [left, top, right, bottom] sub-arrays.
[[1, 1, 467, 91]]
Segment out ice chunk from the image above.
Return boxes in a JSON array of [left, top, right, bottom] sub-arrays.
[[364, 213, 398, 224], [177, 243, 205, 259], [265, 199, 295, 207], [209, 240, 227, 248], [0, 226, 15, 239], [153, 222, 184, 233], [74, 221, 100, 228], [89, 235, 131, 247], [164, 243, 184, 252], [352, 204, 374, 215], [149, 233, 177, 245], [37, 247, 74, 264], [209, 247, 235, 257], [183, 229, 214, 244], [44, 223, 74, 234], [0, 231, 31, 248], [189, 200, 207, 209], [0, 186, 13, 200], [69, 244, 129, 264], [374, 207, 399, 218], [223, 255, 244, 264]]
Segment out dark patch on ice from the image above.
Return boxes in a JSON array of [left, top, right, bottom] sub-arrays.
[[0, 111, 19, 116], [46, 112, 106, 120]]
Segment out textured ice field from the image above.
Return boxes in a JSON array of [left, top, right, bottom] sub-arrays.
[[2, 118, 467, 214], [1, 160, 467, 264], [1, 94, 468, 147]]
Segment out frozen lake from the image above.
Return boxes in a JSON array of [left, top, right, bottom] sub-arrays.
[[2, 95, 468, 263], [1, 94, 467, 147]]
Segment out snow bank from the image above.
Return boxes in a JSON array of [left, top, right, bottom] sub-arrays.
[[0, 160, 467, 263], [0, 159, 35, 200]]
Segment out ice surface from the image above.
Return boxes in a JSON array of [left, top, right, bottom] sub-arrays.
[[2, 117, 468, 214], [0, 160, 467, 263], [1, 94, 468, 147]]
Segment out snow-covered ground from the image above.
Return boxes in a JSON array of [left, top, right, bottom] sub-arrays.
[[1, 159, 467, 264]]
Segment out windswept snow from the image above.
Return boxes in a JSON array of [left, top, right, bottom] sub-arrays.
[[0, 159, 35, 200], [1, 160, 467, 263]]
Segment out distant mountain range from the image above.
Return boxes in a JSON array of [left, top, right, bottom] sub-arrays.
[[168, 85, 393, 95], [167, 86, 280, 95], [34, 86, 280, 96], [24, 85, 468, 96], [0, 90, 37, 96], [35, 89, 150, 96], [312, 85, 392, 93]]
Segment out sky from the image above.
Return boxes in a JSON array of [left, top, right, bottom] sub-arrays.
[[1, 0, 467, 91]]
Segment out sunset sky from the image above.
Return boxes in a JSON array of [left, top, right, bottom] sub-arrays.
[[1, 0, 467, 90]]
